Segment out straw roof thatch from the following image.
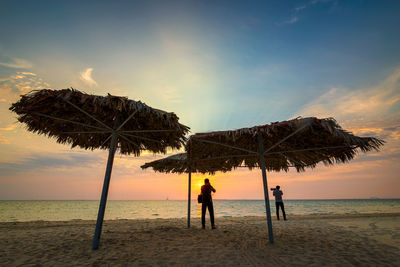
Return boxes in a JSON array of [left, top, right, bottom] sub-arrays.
[[141, 152, 233, 174], [143, 117, 384, 174], [187, 117, 384, 172], [10, 88, 190, 155]]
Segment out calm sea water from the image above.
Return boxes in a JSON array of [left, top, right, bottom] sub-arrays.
[[0, 199, 399, 222]]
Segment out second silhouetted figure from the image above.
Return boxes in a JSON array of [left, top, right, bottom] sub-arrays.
[[272, 185, 287, 221]]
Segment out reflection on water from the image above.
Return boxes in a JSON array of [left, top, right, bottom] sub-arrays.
[[0, 199, 399, 222]]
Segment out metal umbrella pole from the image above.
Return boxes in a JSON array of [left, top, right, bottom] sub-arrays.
[[92, 131, 118, 250], [187, 167, 192, 228], [257, 132, 274, 244]]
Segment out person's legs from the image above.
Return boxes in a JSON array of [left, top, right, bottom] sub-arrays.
[[275, 202, 280, 220], [208, 201, 215, 227], [281, 202, 287, 220], [201, 203, 207, 228]]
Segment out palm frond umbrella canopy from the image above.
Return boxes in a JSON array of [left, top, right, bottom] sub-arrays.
[[10, 88, 189, 250], [189, 117, 383, 172], [143, 117, 384, 243]]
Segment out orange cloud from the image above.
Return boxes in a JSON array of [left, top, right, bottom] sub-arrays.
[[0, 72, 50, 103], [298, 68, 400, 135], [0, 134, 10, 144], [0, 124, 16, 131], [297, 67, 400, 162]]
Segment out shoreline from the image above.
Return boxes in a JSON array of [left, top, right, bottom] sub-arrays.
[[1, 212, 399, 224], [1, 213, 399, 266]]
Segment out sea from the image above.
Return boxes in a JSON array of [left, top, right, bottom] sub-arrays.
[[1, 199, 399, 222]]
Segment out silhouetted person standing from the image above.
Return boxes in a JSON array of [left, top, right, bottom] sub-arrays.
[[272, 185, 287, 221], [201, 178, 216, 229]]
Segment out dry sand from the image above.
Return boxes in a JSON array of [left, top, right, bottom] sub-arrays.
[[1, 213, 399, 266]]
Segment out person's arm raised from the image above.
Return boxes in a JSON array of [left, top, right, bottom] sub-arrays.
[[210, 185, 216, 193]]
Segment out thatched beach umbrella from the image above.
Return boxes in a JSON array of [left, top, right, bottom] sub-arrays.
[[144, 117, 383, 244], [10, 88, 189, 250]]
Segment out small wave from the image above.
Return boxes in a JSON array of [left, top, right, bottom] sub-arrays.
[[152, 213, 159, 216]]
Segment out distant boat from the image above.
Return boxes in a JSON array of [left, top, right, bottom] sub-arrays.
[[166, 197, 169, 200]]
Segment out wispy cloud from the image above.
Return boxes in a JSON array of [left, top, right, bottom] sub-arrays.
[[294, 5, 307, 12], [80, 68, 97, 86], [281, 16, 299, 25], [0, 72, 49, 102], [0, 124, 16, 131], [0, 152, 100, 176], [298, 68, 400, 122], [296, 0, 334, 11], [0, 134, 10, 144], [310, 0, 333, 4], [278, 0, 334, 25], [0, 57, 33, 69], [18, 72, 37, 76], [297, 67, 400, 144]]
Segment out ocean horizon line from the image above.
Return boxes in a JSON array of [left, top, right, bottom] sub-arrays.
[[1, 198, 399, 201]]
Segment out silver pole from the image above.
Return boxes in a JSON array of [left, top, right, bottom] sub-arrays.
[[257, 132, 274, 244], [92, 132, 118, 250], [187, 168, 192, 228]]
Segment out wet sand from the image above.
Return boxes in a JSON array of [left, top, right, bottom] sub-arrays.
[[1, 213, 399, 266]]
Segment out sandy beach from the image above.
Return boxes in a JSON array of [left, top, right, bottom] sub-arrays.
[[1, 213, 399, 266]]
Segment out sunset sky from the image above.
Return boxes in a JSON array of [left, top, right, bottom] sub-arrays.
[[0, 0, 399, 200]]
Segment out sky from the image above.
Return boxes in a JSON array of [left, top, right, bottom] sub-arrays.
[[0, 0, 399, 200]]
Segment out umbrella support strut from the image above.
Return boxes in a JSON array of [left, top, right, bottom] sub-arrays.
[[187, 168, 191, 228], [258, 133, 274, 244], [92, 132, 118, 250]]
